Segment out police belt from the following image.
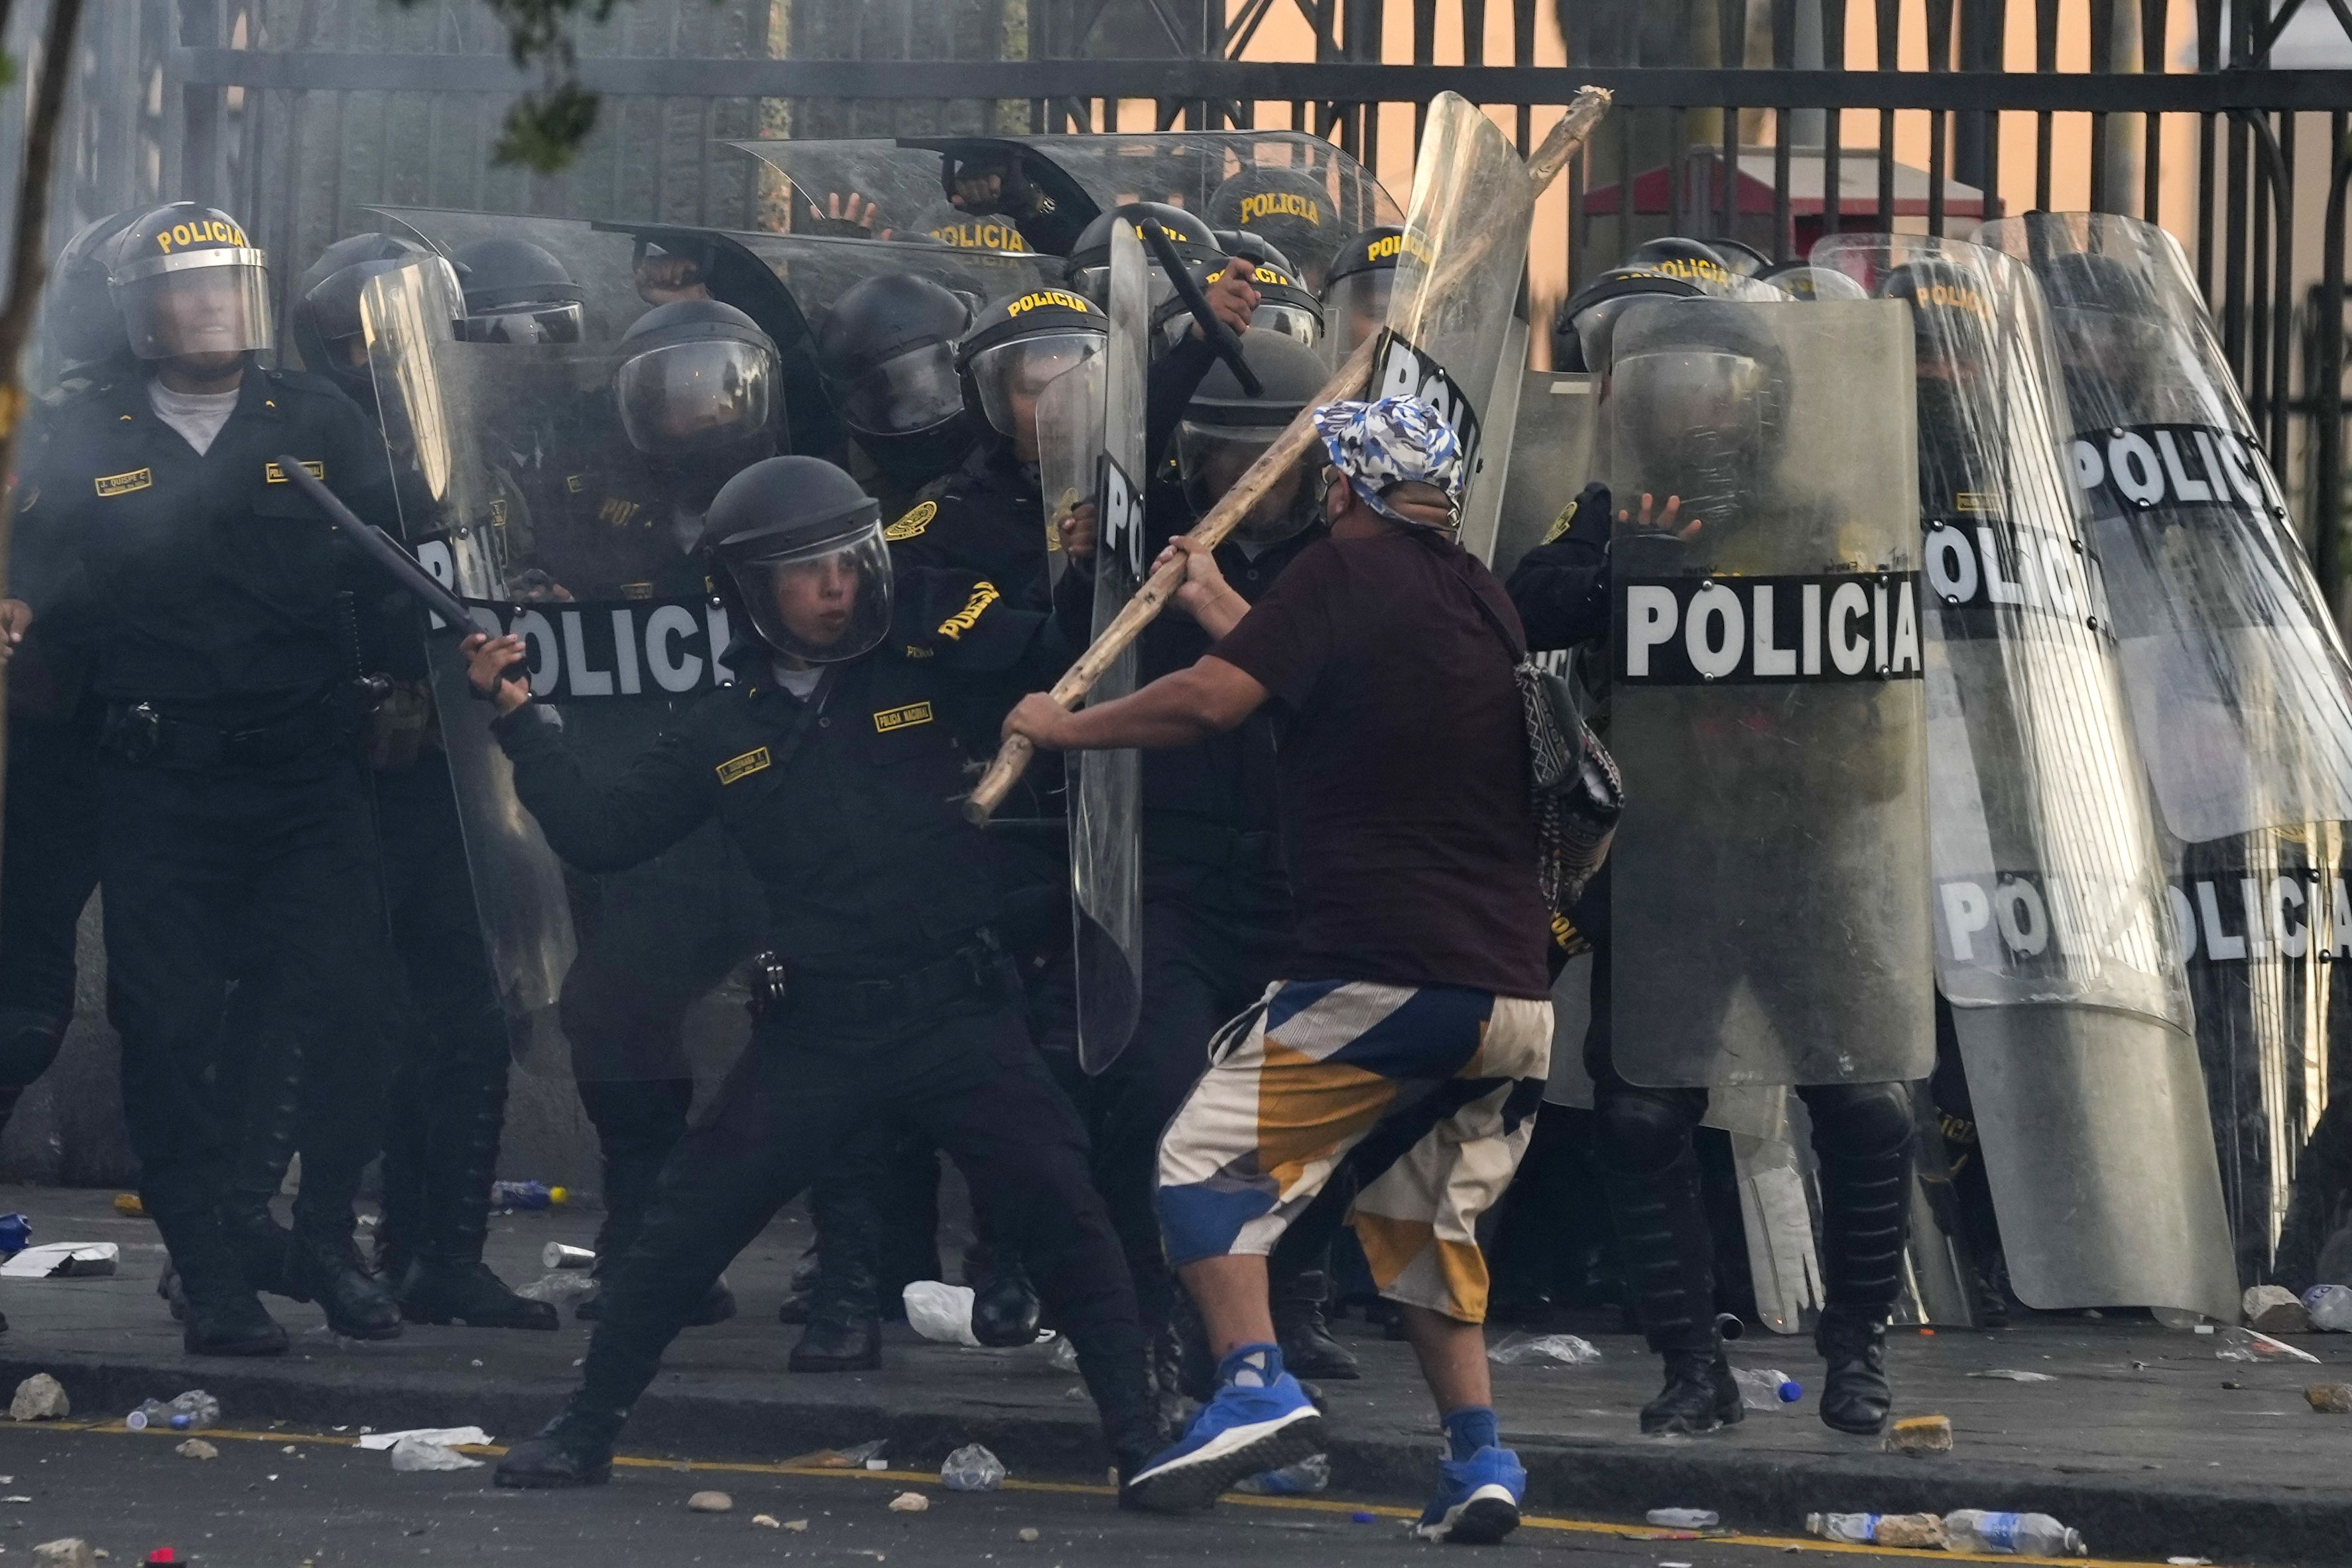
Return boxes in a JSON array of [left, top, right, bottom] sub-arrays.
[[99, 686, 358, 770], [748, 933, 1010, 1028]]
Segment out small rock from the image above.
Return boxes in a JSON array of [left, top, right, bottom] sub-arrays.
[[784, 1520, 810, 1533], [752, 1515, 781, 1530], [9, 1376, 68, 1422], [2247, 1284, 2311, 1335], [888, 1492, 930, 1513], [173, 1440, 217, 1461], [32, 1541, 94, 1568], [1885, 1414, 1953, 1455], [1018, 1529, 1039, 1543], [687, 1490, 733, 1513], [2305, 1382, 2352, 1414]]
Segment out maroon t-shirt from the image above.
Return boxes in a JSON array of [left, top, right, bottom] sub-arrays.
[[1210, 527, 1551, 999]]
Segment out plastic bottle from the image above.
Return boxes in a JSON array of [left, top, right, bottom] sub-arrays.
[[124, 1400, 176, 1432], [1731, 1367, 1803, 1410], [168, 1391, 220, 1430], [489, 1181, 565, 1211], [0, 1214, 31, 1254], [1645, 1508, 1719, 1530], [1231, 1453, 1330, 1495], [1942, 1510, 2085, 1557], [1805, 1514, 1943, 1547], [2306, 1283, 2352, 1332], [940, 1443, 1008, 1492]]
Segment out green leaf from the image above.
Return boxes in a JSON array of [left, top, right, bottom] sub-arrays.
[[0, 52, 18, 91], [493, 80, 602, 174]]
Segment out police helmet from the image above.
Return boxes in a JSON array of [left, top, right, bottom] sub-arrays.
[[292, 233, 462, 402], [107, 202, 272, 363], [1755, 260, 1868, 302], [1705, 237, 1773, 277], [41, 210, 139, 375], [1623, 236, 1737, 295], [451, 237, 586, 345], [1875, 257, 1998, 376], [816, 273, 976, 483], [954, 286, 1108, 450], [611, 299, 781, 460], [1174, 330, 1333, 544], [1209, 229, 1297, 277], [1153, 258, 1324, 353], [1065, 204, 1219, 302], [1205, 167, 1333, 285], [1552, 266, 1702, 374], [701, 455, 891, 666], [1321, 225, 1410, 352], [1611, 296, 1794, 493]]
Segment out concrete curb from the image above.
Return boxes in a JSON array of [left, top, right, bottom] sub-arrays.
[[0, 1348, 2338, 1563]]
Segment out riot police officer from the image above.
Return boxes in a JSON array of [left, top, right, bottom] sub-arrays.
[[282, 235, 556, 1331], [814, 272, 977, 514], [470, 455, 1158, 1492], [1205, 166, 1337, 288], [13, 202, 410, 1353], [453, 236, 588, 345], [1320, 226, 1402, 354], [1507, 298, 1921, 1437]]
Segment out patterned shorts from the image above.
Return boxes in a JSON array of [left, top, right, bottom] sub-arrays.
[[1153, 978, 1553, 1323]]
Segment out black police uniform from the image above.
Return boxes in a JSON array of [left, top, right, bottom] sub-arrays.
[[489, 568, 1154, 1473], [15, 361, 404, 1341], [886, 444, 1054, 607], [1504, 479, 1915, 1436]]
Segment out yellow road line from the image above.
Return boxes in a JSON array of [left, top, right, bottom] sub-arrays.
[[5, 1418, 2213, 1568]]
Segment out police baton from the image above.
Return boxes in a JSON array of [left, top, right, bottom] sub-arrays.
[[1129, 206, 1263, 398], [964, 86, 1614, 824], [274, 455, 477, 634]]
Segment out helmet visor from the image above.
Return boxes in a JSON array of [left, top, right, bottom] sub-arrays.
[[725, 520, 894, 665], [617, 338, 778, 457], [837, 341, 964, 437], [115, 255, 273, 361], [1324, 269, 1393, 353], [460, 301, 585, 345], [1614, 349, 1770, 506], [1176, 420, 1318, 544], [969, 333, 1102, 444], [1251, 300, 1322, 347]]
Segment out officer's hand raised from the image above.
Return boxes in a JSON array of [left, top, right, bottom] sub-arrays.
[[460, 631, 532, 715], [1196, 259, 1260, 341], [1619, 492, 1703, 542], [1058, 499, 1097, 562]]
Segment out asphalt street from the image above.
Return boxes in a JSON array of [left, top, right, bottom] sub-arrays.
[[0, 1422, 2125, 1568]]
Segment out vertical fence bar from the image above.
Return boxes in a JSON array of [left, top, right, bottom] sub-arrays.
[[1926, 0, 1952, 236], [2317, 139, 2349, 605], [2089, 0, 2113, 212], [1876, 0, 1898, 233], [1822, 0, 1848, 237], [2034, 0, 2058, 210]]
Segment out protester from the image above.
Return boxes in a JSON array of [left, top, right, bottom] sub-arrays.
[[1004, 395, 1553, 1540]]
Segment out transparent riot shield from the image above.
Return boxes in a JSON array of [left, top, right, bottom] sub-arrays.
[[1376, 94, 1534, 536], [363, 269, 767, 1099], [1066, 219, 1148, 1073], [1981, 211, 2352, 1288], [1605, 298, 1935, 1089], [723, 139, 1040, 252], [1814, 233, 2236, 1319], [371, 207, 654, 345], [891, 131, 1401, 285], [1976, 212, 2352, 845], [1489, 369, 1600, 579]]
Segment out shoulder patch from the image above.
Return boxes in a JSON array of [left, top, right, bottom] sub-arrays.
[[95, 467, 153, 498], [263, 459, 326, 485], [715, 747, 772, 785], [873, 700, 934, 733], [885, 500, 937, 541], [1542, 498, 1576, 544], [936, 581, 1001, 641]]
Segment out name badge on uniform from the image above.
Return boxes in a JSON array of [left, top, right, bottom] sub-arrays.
[[873, 701, 934, 733], [263, 459, 326, 484], [94, 468, 153, 497], [715, 747, 772, 785]]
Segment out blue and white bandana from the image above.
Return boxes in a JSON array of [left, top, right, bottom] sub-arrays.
[[1312, 395, 1465, 528]]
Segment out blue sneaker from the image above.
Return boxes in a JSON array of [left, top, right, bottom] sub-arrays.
[[1413, 1445, 1526, 1543], [1122, 1372, 1324, 1513]]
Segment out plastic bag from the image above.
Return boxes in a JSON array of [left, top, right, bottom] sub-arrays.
[[903, 1281, 983, 1347], [1487, 1331, 1601, 1366]]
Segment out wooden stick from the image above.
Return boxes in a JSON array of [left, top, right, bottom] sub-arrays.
[[965, 86, 1615, 823]]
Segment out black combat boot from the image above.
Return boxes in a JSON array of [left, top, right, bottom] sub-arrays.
[[158, 1199, 288, 1357], [1271, 1268, 1359, 1381], [1815, 1307, 1892, 1433], [776, 1248, 822, 1325], [789, 1168, 882, 1372], [1806, 1081, 1916, 1436], [285, 1221, 403, 1340], [494, 1404, 623, 1489], [220, 1034, 303, 1300], [1639, 1347, 1744, 1436], [395, 1045, 556, 1330], [966, 1244, 1042, 1348]]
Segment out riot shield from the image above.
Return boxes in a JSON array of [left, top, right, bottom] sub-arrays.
[[1065, 219, 1148, 1073], [1488, 369, 1600, 579], [1375, 93, 1535, 536], [1814, 233, 2236, 1319], [1605, 298, 1935, 1089], [894, 132, 1400, 286], [363, 269, 768, 1099], [370, 207, 653, 345], [1976, 212, 2352, 844], [724, 139, 1040, 252]]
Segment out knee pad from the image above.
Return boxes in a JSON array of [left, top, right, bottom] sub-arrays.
[[1595, 1085, 1702, 1177], [1804, 1081, 1916, 1161]]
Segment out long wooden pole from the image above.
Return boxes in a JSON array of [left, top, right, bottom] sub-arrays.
[[965, 85, 1613, 822]]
